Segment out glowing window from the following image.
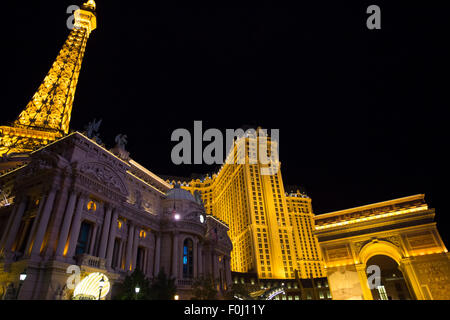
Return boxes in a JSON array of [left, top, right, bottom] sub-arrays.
[[87, 201, 97, 212], [377, 286, 389, 300], [183, 239, 194, 278]]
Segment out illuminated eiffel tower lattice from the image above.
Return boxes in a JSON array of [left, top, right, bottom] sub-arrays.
[[0, 1, 97, 157]]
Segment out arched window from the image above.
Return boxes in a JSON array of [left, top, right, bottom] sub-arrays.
[[183, 239, 194, 278]]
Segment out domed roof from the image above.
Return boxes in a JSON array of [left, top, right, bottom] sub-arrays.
[[166, 185, 196, 202]]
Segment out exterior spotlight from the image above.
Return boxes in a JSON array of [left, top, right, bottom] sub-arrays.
[[174, 214, 181, 220], [174, 295, 179, 300]]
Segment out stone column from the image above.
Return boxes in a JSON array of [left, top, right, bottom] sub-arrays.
[[355, 263, 374, 300], [0, 210, 16, 251], [0, 196, 26, 252], [193, 238, 198, 278], [30, 188, 57, 257], [125, 223, 135, 271], [142, 247, 148, 274], [23, 194, 45, 256], [197, 242, 203, 277], [105, 210, 119, 268], [203, 249, 211, 277], [15, 218, 31, 253], [146, 242, 154, 278], [224, 256, 232, 287], [66, 193, 88, 258], [212, 253, 219, 282], [98, 205, 112, 259], [399, 258, 425, 300], [171, 232, 179, 278], [154, 233, 161, 276], [117, 239, 124, 270], [1, 196, 28, 256], [131, 226, 140, 271], [88, 224, 99, 255], [55, 191, 78, 258]]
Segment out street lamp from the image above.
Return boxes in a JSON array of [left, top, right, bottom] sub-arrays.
[[98, 276, 105, 300], [16, 270, 27, 299], [19, 271, 27, 282], [174, 295, 179, 300], [135, 286, 140, 300]]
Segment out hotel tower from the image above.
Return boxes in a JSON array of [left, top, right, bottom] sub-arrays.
[[168, 130, 326, 280]]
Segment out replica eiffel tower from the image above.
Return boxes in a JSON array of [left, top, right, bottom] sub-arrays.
[[0, 1, 97, 159]]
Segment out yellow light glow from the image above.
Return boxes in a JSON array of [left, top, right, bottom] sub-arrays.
[[315, 206, 428, 230], [73, 272, 110, 300], [0, 0, 97, 157], [87, 201, 97, 212], [411, 249, 446, 257]]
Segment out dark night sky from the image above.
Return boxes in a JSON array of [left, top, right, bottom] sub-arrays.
[[3, 1, 449, 243]]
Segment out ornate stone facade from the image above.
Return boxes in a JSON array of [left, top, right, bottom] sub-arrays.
[[0, 132, 232, 299], [314, 195, 450, 300]]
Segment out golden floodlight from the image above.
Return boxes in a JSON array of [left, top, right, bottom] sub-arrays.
[[73, 272, 110, 300]]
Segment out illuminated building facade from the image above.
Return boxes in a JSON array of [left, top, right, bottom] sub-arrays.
[[0, 1, 232, 300], [167, 133, 326, 281], [1, 1, 449, 301], [0, 135, 232, 299], [314, 195, 450, 300]]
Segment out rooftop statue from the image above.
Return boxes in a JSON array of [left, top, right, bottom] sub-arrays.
[[115, 134, 128, 150]]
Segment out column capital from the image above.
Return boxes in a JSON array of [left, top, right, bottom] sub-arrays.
[[127, 220, 136, 228], [400, 257, 413, 264], [104, 202, 117, 212], [12, 193, 28, 206], [154, 231, 162, 238], [45, 184, 59, 194], [77, 190, 89, 200], [355, 263, 367, 271], [66, 187, 78, 196]]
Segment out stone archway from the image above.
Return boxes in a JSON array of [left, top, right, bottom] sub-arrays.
[[357, 240, 424, 300], [359, 240, 403, 264], [366, 255, 412, 300]]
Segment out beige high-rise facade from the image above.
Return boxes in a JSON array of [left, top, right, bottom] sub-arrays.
[[167, 131, 325, 280]]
